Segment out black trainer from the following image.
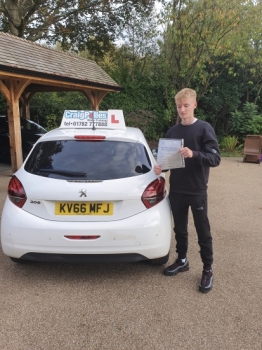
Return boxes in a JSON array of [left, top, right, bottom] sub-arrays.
[[199, 269, 213, 293], [163, 259, 189, 276]]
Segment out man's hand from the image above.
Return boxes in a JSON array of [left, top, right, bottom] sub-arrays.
[[153, 164, 162, 175], [180, 147, 193, 158]]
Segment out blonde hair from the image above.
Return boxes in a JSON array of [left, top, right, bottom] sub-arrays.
[[175, 88, 197, 102]]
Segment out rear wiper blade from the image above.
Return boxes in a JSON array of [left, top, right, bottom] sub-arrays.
[[38, 169, 86, 177]]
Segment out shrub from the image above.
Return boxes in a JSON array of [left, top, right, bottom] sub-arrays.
[[229, 102, 262, 142], [125, 110, 159, 139], [220, 136, 238, 152], [45, 114, 59, 131]]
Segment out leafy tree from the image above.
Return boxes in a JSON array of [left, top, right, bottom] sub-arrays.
[[117, 4, 160, 80], [100, 74, 169, 139], [197, 58, 243, 133], [153, 0, 262, 126], [158, 0, 247, 96], [125, 110, 158, 139], [95, 8, 170, 139], [30, 91, 90, 127], [228, 1, 262, 105], [0, 0, 154, 56]]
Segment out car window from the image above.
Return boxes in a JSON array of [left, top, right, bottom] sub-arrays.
[[0, 117, 46, 134], [0, 117, 8, 133], [24, 140, 152, 180], [20, 119, 46, 133]]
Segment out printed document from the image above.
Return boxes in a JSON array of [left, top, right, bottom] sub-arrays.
[[156, 138, 185, 170]]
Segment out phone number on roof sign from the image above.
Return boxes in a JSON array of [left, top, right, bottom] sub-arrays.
[[62, 121, 107, 127], [64, 110, 108, 120]]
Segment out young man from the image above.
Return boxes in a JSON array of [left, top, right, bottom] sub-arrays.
[[154, 88, 220, 293]]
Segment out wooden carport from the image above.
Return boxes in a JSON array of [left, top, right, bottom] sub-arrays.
[[0, 32, 122, 172]]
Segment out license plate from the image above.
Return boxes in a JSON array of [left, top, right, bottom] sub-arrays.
[[55, 202, 113, 215]]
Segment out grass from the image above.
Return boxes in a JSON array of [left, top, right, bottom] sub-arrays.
[[220, 150, 243, 157]]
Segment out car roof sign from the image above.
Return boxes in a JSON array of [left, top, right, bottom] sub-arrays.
[[60, 110, 126, 130]]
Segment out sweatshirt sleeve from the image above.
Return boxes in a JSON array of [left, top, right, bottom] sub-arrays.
[[192, 124, 221, 167]]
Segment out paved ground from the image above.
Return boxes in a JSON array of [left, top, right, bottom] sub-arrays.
[[0, 158, 261, 350]]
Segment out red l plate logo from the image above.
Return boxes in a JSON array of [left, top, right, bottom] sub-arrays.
[[111, 114, 119, 123]]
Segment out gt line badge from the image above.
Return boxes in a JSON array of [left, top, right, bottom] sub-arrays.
[[79, 189, 87, 197]]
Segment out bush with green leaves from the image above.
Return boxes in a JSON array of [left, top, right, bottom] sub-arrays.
[[220, 136, 238, 152], [45, 114, 59, 131], [100, 77, 169, 139], [125, 110, 159, 140], [30, 92, 91, 128], [229, 102, 262, 142]]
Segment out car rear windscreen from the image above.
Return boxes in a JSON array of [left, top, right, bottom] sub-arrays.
[[24, 140, 152, 180]]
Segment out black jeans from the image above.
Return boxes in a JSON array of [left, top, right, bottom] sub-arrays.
[[168, 192, 213, 270]]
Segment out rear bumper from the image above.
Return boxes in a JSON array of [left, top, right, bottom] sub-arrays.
[[1, 197, 172, 262], [17, 252, 150, 263]]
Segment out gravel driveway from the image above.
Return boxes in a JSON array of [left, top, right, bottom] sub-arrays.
[[0, 158, 261, 350]]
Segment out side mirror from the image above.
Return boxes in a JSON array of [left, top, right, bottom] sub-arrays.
[[151, 148, 158, 157]]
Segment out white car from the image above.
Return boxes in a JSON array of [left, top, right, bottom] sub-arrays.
[[1, 110, 172, 265]]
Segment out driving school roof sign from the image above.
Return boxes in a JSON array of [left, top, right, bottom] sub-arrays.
[[60, 110, 126, 130]]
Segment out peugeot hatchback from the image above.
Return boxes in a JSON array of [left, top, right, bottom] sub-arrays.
[[1, 110, 172, 265]]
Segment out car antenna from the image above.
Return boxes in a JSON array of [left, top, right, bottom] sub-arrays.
[[91, 111, 96, 130]]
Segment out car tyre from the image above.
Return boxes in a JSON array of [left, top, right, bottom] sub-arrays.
[[149, 252, 169, 266]]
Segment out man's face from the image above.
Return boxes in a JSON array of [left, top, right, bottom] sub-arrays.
[[176, 97, 197, 125]]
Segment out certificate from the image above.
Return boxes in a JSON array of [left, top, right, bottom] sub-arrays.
[[156, 138, 185, 170]]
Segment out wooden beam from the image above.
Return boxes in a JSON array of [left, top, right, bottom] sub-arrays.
[[82, 90, 109, 110], [25, 85, 82, 93], [20, 91, 38, 119], [95, 91, 109, 106], [82, 90, 94, 108], [14, 78, 31, 101], [0, 71, 119, 92], [90, 91, 99, 110], [21, 92, 31, 119]]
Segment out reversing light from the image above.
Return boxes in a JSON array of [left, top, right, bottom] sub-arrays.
[[74, 135, 105, 140], [64, 235, 101, 240], [141, 177, 166, 209], [8, 176, 27, 208]]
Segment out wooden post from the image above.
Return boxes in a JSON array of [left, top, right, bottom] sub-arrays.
[[6, 80, 23, 172], [4, 78, 31, 172], [21, 91, 35, 119]]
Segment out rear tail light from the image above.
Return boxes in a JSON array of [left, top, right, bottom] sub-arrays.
[[74, 135, 105, 140], [142, 177, 166, 209], [8, 176, 27, 208]]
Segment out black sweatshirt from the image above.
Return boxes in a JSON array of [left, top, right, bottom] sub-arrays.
[[165, 119, 221, 195]]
